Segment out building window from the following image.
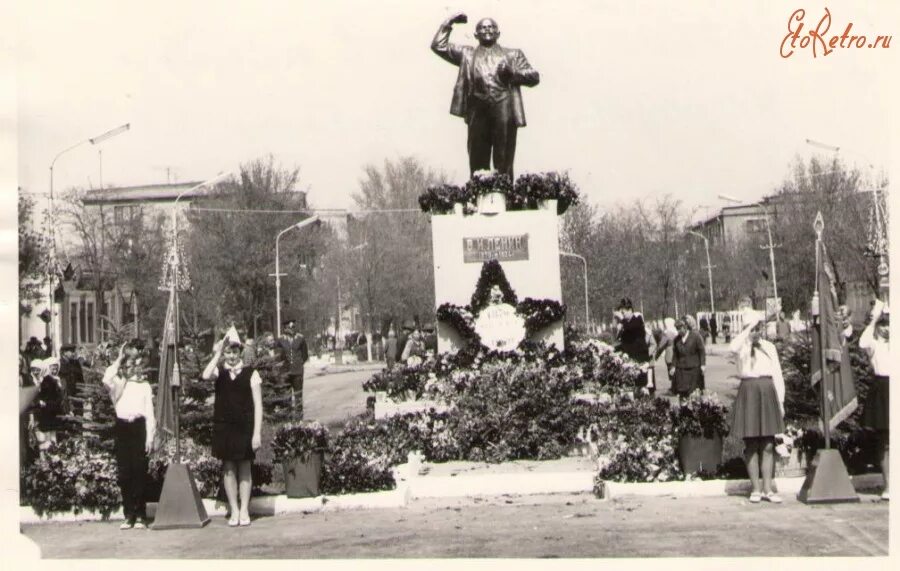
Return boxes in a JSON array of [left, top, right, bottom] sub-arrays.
[[79, 298, 87, 342], [70, 302, 78, 344], [101, 301, 110, 341], [122, 298, 135, 325], [86, 302, 94, 344], [745, 218, 767, 235]]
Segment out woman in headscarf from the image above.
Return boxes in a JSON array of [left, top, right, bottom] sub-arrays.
[[729, 310, 785, 504], [34, 356, 66, 452], [669, 316, 707, 397]]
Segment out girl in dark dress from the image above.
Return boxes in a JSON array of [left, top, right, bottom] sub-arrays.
[[202, 336, 263, 526]]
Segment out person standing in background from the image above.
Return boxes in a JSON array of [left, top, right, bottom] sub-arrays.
[[279, 319, 309, 418], [59, 343, 85, 417], [614, 297, 654, 396], [669, 316, 707, 397], [385, 330, 398, 370]]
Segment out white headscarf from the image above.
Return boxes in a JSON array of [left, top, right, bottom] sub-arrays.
[[663, 318, 677, 335], [30, 358, 46, 379], [43, 356, 60, 376]]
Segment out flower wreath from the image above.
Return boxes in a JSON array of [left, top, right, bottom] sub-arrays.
[[436, 260, 566, 351]]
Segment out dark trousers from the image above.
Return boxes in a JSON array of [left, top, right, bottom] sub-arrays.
[[287, 371, 304, 419], [114, 418, 148, 522], [467, 96, 518, 178]]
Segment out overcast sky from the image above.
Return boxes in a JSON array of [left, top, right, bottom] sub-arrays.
[[15, 0, 897, 221]]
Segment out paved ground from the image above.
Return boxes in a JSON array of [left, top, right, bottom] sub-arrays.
[[21, 491, 889, 558]]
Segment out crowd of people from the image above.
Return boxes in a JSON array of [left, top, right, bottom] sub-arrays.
[[18, 290, 889, 526]]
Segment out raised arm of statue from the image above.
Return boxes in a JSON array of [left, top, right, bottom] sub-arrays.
[[431, 14, 466, 65]]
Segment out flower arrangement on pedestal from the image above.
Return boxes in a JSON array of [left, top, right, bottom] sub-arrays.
[[672, 390, 730, 477], [673, 390, 731, 440], [418, 170, 580, 215], [436, 259, 566, 352], [272, 421, 330, 463]]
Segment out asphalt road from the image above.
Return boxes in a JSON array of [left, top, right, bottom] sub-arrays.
[[302, 364, 381, 429], [21, 491, 889, 558]]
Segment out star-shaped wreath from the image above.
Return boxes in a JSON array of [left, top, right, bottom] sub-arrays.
[[436, 259, 566, 351]]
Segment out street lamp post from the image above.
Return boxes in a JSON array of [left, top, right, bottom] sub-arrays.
[[719, 194, 781, 321], [47, 123, 130, 355], [560, 251, 589, 327], [274, 216, 320, 335], [688, 231, 716, 315]]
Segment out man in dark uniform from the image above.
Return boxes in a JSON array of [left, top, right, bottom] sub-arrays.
[[59, 343, 85, 416], [431, 13, 540, 178], [279, 319, 309, 418]]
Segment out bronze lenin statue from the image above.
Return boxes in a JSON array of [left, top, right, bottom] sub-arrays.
[[431, 13, 540, 179]]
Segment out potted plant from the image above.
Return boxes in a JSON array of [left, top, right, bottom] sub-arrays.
[[673, 390, 730, 476], [272, 421, 330, 498]]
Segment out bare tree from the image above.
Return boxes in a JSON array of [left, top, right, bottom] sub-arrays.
[[350, 157, 442, 331]]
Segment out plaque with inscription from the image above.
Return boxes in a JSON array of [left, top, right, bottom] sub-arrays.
[[463, 234, 529, 263]]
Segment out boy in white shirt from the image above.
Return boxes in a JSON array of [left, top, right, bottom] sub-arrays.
[[103, 341, 156, 529]]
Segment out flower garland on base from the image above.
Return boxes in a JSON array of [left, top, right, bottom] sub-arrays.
[[436, 260, 565, 352], [419, 171, 581, 216]]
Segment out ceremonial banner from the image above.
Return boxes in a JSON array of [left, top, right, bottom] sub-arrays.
[[811, 241, 858, 431], [154, 287, 178, 451]]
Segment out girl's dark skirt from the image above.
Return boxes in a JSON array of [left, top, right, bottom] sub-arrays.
[[212, 421, 255, 461], [862, 375, 889, 432], [731, 376, 785, 439]]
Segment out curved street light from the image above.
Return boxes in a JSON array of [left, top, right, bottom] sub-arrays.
[[47, 123, 130, 355], [687, 231, 716, 315], [275, 215, 320, 335]]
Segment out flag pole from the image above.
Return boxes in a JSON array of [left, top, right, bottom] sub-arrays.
[[173, 286, 181, 461], [799, 211, 858, 503], [813, 213, 831, 450], [151, 193, 209, 530]]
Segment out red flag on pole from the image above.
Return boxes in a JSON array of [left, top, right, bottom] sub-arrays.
[[810, 240, 858, 432], [154, 287, 178, 451]]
